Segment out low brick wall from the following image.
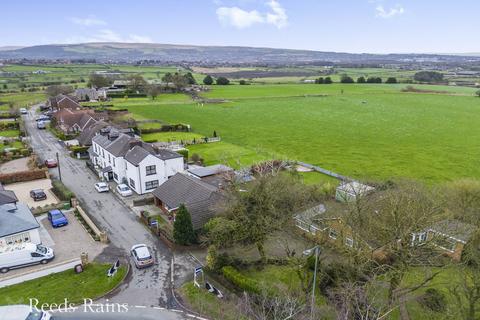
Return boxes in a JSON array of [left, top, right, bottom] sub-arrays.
[[75, 205, 108, 243]]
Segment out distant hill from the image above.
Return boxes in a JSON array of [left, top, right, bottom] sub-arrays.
[[0, 42, 478, 65]]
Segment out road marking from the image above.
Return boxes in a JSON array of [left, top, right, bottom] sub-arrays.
[[134, 305, 147, 309], [153, 306, 165, 310]]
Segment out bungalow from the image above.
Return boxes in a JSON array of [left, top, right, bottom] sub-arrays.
[[46, 95, 81, 111], [152, 172, 225, 230], [415, 219, 477, 261], [335, 181, 375, 203], [0, 192, 40, 247], [90, 131, 184, 194]]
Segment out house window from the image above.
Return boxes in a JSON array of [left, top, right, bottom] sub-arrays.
[[5, 232, 31, 245], [345, 237, 354, 247], [129, 178, 136, 189], [113, 158, 116, 168], [108, 154, 111, 163], [113, 173, 118, 181], [145, 180, 159, 190], [329, 228, 338, 240], [146, 165, 156, 176]]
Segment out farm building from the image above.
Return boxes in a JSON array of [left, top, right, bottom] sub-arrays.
[[335, 181, 374, 202]]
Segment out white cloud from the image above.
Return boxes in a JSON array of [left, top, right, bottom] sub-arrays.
[[69, 16, 107, 26], [375, 4, 405, 18], [216, 7, 264, 28], [216, 0, 288, 29], [65, 29, 153, 44]]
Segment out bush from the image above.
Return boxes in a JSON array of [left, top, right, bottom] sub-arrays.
[[70, 146, 89, 153], [418, 288, 446, 312], [176, 149, 188, 161], [340, 75, 354, 83], [222, 266, 260, 294], [52, 180, 74, 201], [0, 170, 46, 184], [216, 77, 230, 85]]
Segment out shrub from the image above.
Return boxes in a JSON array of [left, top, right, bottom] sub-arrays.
[[418, 288, 446, 312], [176, 149, 188, 161], [70, 146, 89, 153], [52, 180, 74, 201], [0, 170, 46, 184], [216, 77, 230, 85], [222, 266, 260, 294], [340, 75, 354, 83], [173, 204, 196, 245]]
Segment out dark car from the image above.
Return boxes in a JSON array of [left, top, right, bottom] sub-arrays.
[[30, 189, 47, 201], [45, 159, 58, 168], [48, 209, 68, 228]]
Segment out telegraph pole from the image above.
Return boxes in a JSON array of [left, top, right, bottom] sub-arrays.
[[56, 152, 62, 181]]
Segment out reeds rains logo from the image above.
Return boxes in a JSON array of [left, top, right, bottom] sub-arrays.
[[30, 298, 129, 313]]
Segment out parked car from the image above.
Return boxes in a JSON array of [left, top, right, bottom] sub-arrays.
[[30, 189, 47, 201], [130, 244, 154, 269], [0, 243, 55, 273], [44, 158, 58, 168], [35, 115, 50, 122], [95, 182, 109, 193], [116, 184, 133, 197], [36, 121, 46, 129], [0, 305, 52, 320], [19, 108, 28, 114], [47, 209, 68, 228]]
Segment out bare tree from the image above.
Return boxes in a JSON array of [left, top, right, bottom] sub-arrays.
[[45, 85, 73, 97]]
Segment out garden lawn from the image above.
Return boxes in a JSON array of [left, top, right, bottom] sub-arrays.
[[0, 130, 20, 137], [0, 263, 126, 306], [0, 140, 23, 152], [141, 131, 204, 143], [110, 83, 480, 182]]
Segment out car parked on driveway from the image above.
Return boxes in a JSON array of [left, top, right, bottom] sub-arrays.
[[19, 108, 28, 114], [45, 158, 58, 168], [95, 182, 109, 193], [30, 189, 47, 201], [48, 209, 68, 228], [131, 244, 154, 269], [116, 184, 133, 197]]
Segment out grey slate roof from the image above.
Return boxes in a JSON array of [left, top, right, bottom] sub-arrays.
[[187, 164, 233, 178], [152, 173, 224, 229], [428, 219, 477, 243], [156, 149, 183, 161], [0, 190, 18, 206], [78, 121, 109, 146], [125, 145, 151, 166], [0, 203, 40, 238], [92, 132, 137, 157]]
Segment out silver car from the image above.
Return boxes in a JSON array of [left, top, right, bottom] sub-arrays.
[[130, 244, 154, 269]]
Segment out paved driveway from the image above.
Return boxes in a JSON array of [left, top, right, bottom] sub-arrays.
[[4, 179, 58, 208], [0, 157, 29, 173]]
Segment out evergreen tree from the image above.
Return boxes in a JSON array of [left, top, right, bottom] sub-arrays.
[[203, 75, 214, 85], [324, 77, 333, 84], [173, 204, 196, 245], [357, 76, 366, 84]]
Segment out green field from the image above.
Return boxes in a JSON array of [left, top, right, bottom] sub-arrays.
[[112, 83, 480, 182], [0, 130, 20, 137], [142, 131, 204, 142], [0, 92, 45, 109]]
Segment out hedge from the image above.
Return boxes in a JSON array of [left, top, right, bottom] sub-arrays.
[[176, 149, 188, 161], [221, 266, 260, 294], [70, 146, 89, 153], [51, 180, 74, 201], [140, 124, 190, 134], [0, 170, 46, 184]]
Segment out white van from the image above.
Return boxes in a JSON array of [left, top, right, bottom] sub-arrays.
[[0, 243, 54, 273], [0, 305, 51, 320]]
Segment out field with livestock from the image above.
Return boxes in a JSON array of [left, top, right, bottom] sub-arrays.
[[101, 83, 480, 183]]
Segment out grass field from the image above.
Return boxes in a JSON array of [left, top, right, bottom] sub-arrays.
[[141, 131, 204, 142], [0, 130, 20, 137], [114, 83, 480, 182], [0, 92, 45, 109], [0, 263, 126, 305]]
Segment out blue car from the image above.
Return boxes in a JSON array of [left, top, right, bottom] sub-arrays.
[[48, 209, 68, 228]]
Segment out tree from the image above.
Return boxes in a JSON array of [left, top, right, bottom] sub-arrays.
[[414, 71, 444, 83], [213, 130, 217, 137], [366, 77, 382, 83], [45, 85, 73, 97], [386, 77, 397, 84], [216, 77, 230, 85], [340, 75, 354, 83], [324, 77, 333, 84], [184, 72, 197, 85], [162, 72, 174, 83], [173, 204, 196, 245], [126, 74, 147, 93], [87, 74, 112, 88], [205, 173, 320, 263], [475, 90, 480, 97], [357, 76, 366, 84], [171, 73, 189, 91], [315, 77, 324, 84], [2, 84, 7, 90], [203, 75, 214, 85], [146, 84, 162, 100], [442, 179, 480, 227], [239, 80, 247, 85]]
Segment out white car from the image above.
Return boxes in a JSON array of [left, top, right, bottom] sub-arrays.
[[131, 244, 154, 269], [19, 108, 28, 114], [116, 184, 133, 197], [0, 305, 51, 320], [94, 182, 109, 193]]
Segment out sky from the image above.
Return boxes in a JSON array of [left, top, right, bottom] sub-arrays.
[[1, 0, 479, 54]]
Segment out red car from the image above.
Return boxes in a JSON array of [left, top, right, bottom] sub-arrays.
[[45, 159, 58, 168]]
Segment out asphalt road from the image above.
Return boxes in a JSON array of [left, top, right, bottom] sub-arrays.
[[23, 106, 193, 315]]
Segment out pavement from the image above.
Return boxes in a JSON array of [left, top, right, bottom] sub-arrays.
[[23, 106, 199, 315]]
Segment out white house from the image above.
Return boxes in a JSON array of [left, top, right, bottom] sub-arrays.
[[0, 202, 41, 248], [90, 131, 184, 194]]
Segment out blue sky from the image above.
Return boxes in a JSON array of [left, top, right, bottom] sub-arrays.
[[1, 0, 479, 53]]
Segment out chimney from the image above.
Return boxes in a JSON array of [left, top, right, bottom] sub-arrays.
[[129, 140, 142, 149], [107, 131, 119, 141]]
